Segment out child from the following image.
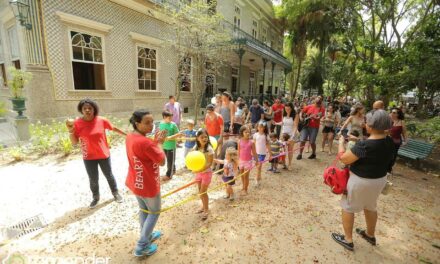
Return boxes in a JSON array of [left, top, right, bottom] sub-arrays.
[[214, 147, 239, 201], [183, 119, 197, 158], [268, 133, 283, 173], [193, 129, 214, 220], [253, 121, 269, 187], [238, 126, 258, 195], [160, 110, 182, 181], [280, 133, 290, 170]]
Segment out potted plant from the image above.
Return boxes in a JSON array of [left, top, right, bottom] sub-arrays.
[[7, 67, 32, 118]]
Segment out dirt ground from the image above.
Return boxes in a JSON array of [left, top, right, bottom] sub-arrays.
[[0, 138, 439, 264]]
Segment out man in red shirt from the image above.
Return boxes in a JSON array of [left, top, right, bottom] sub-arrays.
[[204, 104, 224, 140], [271, 98, 284, 138], [297, 96, 325, 159]]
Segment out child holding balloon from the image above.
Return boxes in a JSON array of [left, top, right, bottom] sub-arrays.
[[214, 147, 239, 201], [238, 126, 258, 196], [193, 129, 214, 220]]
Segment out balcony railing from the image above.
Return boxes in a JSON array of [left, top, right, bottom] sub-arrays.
[[222, 21, 291, 70]]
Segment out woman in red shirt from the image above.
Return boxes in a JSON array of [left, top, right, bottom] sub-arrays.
[[126, 110, 167, 257], [66, 99, 126, 208]]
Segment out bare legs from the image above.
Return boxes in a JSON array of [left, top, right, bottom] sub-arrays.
[[341, 209, 378, 243], [241, 169, 249, 195], [364, 209, 378, 237]]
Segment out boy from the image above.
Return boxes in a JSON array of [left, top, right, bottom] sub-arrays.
[[268, 132, 283, 173], [183, 119, 197, 158], [160, 110, 182, 181]]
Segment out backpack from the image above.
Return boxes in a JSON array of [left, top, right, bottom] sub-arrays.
[[323, 156, 349, 194]]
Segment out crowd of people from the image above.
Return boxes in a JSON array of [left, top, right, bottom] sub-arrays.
[[65, 93, 408, 256]]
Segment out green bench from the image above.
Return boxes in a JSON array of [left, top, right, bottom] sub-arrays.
[[397, 139, 434, 160]]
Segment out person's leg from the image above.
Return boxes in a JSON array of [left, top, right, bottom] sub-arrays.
[[389, 143, 400, 173], [164, 150, 173, 178], [172, 148, 176, 175], [363, 209, 378, 237], [288, 141, 293, 168], [276, 125, 282, 139], [342, 210, 355, 243], [136, 194, 161, 251], [83, 159, 100, 200], [309, 128, 318, 157], [200, 184, 209, 213], [321, 132, 328, 152], [97, 157, 118, 194], [328, 132, 335, 154]]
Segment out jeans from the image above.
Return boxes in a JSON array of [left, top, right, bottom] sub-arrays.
[[274, 124, 282, 139], [136, 194, 161, 250], [83, 157, 118, 199], [164, 149, 176, 177]]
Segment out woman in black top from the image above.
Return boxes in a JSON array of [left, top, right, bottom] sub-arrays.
[[332, 109, 394, 251]]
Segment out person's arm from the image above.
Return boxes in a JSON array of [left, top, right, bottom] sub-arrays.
[[293, 114, 299, 134], [252, 140, 259, 165], [246, 109, 251, 123], [205, 152, 214, 170], [402, 120, 408, 144], [230, 102, 235, 130], [339, 116, 352, 134], [112, 126, 127, 136], [259, 111, 265, 122], [213, 158, 225, 164], [66, 119, 79, 145], [338, 136, 359, 165]]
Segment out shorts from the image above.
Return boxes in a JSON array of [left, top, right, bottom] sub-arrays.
[[257, 154, 266, 162], [322, 126, 335, 134], [222, 176, 235, 185], [224, 121, 231, 133], [278, 154, 286, 162], [269, 157, 279, 164], [196, 170, 213, 186], [239, 160, 253, 170], [340, 172, 387, 213], [300, 127, 319, 144]]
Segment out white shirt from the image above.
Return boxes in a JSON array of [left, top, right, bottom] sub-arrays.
[[281, 116, 294, 137], [253, 132, 268, 155]]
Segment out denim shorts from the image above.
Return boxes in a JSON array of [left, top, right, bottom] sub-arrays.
[[300, 127, 319, 144], [257, 154, 266, 162]]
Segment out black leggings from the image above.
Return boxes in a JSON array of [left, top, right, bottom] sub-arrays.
[[83, 157, 118, 200], [389, 142, 401, 172], [164, 149, 176, 177]]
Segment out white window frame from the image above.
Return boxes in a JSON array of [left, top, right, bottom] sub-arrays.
[[7, 25, 20, 61], [136, 44, 159, 92], [68, 28, 107, 90], [179, 56, 192, 93]]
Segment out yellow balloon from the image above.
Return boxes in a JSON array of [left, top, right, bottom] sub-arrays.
[[185, 151, 206, 172], [209, 136, 218, 151]]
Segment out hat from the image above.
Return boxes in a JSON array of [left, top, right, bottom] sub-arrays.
[[366, 109, 392, 130], [206, 104, 215, 110]]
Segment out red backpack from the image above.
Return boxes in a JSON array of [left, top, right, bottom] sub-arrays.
[[323, 155, 349, 194]]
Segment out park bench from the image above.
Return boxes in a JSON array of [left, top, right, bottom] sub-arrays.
[[397, 139, 434, 160]]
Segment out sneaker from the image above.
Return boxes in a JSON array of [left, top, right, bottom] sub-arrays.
[[229, 194, 235, 201], [308, 154, 316, 159], [355, 228, 376, 246], [133, 243, 158, 257], [296, 154, 302, 160], [113, 192, 123, 203], [150, 230, 163, 243], [89, 199, 99, 209], [331, 233, 354, 251], [273, 170, 280, 174], [283, 165, 288, 170], [267, 168, 274, 172]]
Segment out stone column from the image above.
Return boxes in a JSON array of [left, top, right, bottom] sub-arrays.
[[235, 48, 245, 96]]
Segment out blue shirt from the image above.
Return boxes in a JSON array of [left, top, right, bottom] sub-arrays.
[[183, 129, 197, 148]]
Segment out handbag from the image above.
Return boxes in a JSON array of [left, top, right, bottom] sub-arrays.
[[323, 154, 350, 195], [382, 173, 393, 195]]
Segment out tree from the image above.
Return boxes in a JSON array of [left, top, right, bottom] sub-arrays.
[[163, 0, 233, 121]]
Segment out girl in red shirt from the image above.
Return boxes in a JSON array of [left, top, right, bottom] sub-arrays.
[[66, 99, 126, 208], [126, 110, 167, 257]]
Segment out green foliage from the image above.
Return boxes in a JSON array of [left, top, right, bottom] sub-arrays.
[[8, 146, 25, 161], [0, 101, 6, 117], [407, 117, 440, 144], [7, 67, 32, 99]]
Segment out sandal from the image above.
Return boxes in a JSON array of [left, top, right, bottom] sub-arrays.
[[196, 208, 204, 214], [355, 228, 376, 246], [331, 233, 354, 251]]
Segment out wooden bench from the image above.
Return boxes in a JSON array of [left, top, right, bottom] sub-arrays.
[[397, 139, 434, 160]]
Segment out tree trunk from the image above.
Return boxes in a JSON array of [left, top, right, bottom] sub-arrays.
[[293, 59, 302, 99]]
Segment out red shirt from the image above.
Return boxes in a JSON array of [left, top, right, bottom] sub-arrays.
[[272, 103, 285, 123], [205, 113, 224, 136], [304, 104, 325, 128], [125, 133, 165, 198], [74, 116, 113, 160]]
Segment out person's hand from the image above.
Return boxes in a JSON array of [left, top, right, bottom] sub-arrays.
[[66, 118, 74, 133], [154, 130, 167, 144], [402, 140, 408, 146]]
